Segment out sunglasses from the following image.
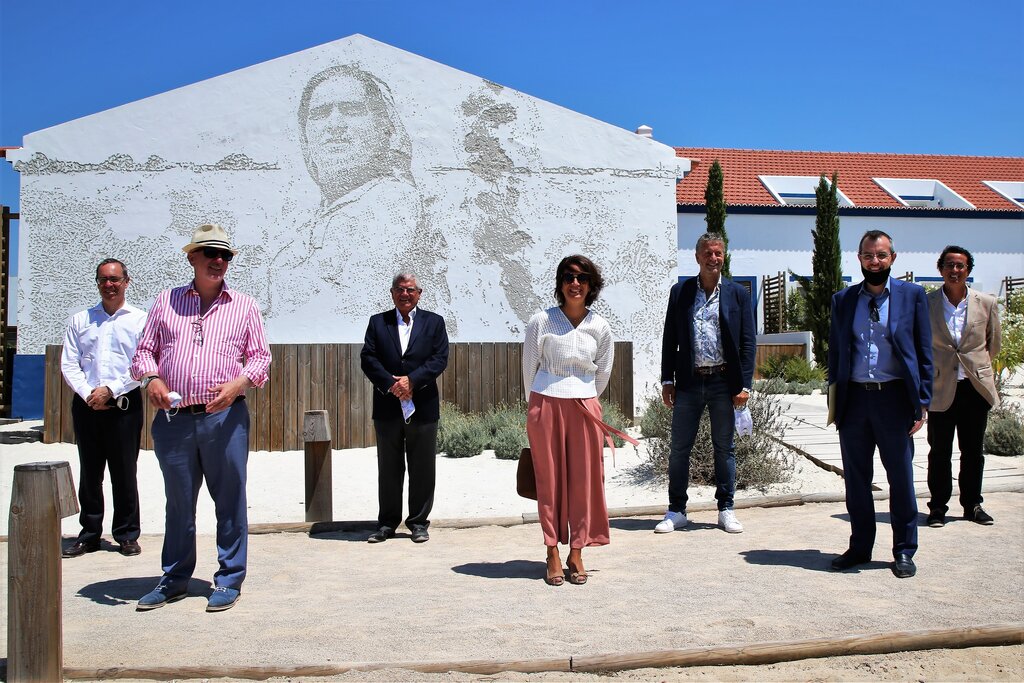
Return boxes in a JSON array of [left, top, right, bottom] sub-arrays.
[[561, 272, 591, 285], [868, 298, 880, 323], [96, 276, 126, 285], [201, 247, 234, 262]]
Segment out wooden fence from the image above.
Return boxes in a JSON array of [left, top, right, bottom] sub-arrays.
[[761, 271, 786, 334], [754, 343, 807, 379], [44, 341, 634, 452]]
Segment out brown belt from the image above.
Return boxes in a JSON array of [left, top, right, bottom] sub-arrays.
[[695, 364, 727, 376]]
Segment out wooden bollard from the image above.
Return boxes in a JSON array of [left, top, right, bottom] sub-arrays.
[[303, 410, 333, 523], [8, 461, 79, 683]]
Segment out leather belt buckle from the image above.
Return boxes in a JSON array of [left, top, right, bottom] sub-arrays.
[[695, 364, 726, 376], [184, 403, 208, 414], [861, 382, 884, 391]]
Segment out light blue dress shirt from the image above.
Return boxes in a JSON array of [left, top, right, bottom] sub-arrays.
[[692, 281, 726, 367], [851, 280, 903, 383]]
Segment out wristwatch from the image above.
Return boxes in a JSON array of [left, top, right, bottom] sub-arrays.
[[141, 375, 158, 391]]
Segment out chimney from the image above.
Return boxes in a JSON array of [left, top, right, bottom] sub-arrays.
[[634, 124, 653, 139]]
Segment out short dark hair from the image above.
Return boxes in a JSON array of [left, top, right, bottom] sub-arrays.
[[859, 230, 895, 253], [96, 258, 128, 280], [937, 245, 974, 272], [554, 255, 604, 307]]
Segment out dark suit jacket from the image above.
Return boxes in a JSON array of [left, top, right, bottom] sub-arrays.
[[827, 278, 933, 427], [660, 276, 756, 396], [360, 308, 450, 423]]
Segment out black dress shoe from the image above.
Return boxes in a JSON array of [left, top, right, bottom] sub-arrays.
[[118, 540, 142, 556], [830, 550, 871, 572], [892, 553, 916, 578], [367, 528, 395, 544], [62, 540, 101, 558], [410, 526, 430, 543], [964, 505, 994, 525], [926, 511, 946, 528]]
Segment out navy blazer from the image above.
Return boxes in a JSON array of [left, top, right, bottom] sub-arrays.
[[360, 308, 450, 423], [660, 277, 756, 396], [827, 278, 933, 427]]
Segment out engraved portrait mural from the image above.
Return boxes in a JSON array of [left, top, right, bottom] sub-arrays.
[[9, 35, 685, 401]]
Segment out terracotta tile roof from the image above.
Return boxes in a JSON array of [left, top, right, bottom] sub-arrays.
[[675, 147, 1024, 211]]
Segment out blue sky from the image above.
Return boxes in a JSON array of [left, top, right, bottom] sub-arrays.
[[1, 0, 1022, 271]]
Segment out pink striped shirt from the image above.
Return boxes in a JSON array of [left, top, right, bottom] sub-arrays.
[[131, 282, 271, 406]]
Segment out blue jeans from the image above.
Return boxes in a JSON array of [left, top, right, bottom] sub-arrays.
[[151, 400, 250, 591], [668, 374, 736, 512]]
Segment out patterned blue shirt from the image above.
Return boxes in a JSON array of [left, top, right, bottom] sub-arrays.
[[692, 281, 726, 367]]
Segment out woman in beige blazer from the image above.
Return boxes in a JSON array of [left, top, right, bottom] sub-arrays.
[[926, 246, 1001, 528]]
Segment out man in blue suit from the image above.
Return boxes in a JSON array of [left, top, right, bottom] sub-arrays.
[[828, 230, 932, 578], [361, 273, 449, 544], [657, 232, 756, 535]]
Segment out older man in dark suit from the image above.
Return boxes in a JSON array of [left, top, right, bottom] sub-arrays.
[[657, 232, 756, 535], [360, 273, 449, 544], [828, 229, 933, 578]]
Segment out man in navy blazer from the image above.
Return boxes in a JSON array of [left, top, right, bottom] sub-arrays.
[[657, 232, 756, 535], [828, 230, 932, 578], [360, 273, 449, 544]]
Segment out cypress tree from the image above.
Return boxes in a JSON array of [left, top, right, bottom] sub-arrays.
[[704, 159, 730, 277], [794, 172, 843, 367]]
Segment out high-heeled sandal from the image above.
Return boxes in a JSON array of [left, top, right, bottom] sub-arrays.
[[566, 559, 588, 585], [545, 555, 564, 586]]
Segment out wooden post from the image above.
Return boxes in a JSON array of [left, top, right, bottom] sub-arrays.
[[8, 461, 79, 683], [303, 410, 333, 522]]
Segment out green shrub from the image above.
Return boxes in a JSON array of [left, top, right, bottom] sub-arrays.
[[788, 381, 815, 395], [639, 393, 672, 439], [984, 408, 1024, 456], [599, 398, 631, 447], [757, 354, 824, 383], [753, 378, 789, 394], [630, 387, 794, 492], [785, 285, 809, 332], [443, 418, 490, 458], [492, 422, 528, 460]]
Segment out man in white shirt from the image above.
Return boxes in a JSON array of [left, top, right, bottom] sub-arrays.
[[60, 258, 147, 558]]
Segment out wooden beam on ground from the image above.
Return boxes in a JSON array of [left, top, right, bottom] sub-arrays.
[[56, 623, 1023, 680]]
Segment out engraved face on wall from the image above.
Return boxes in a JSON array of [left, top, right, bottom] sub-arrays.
[[298, 64, 411, 206]]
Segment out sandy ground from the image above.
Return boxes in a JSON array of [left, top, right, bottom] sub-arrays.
[[2, 394, 1022, 681]]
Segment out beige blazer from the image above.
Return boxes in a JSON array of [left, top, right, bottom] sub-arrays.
[[927, 287, 1001, 412]]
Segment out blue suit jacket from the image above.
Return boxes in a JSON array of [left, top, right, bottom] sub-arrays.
[[360, 308, 450, 423], [827, 278, 933, 427], [660, 276, 756, 396]]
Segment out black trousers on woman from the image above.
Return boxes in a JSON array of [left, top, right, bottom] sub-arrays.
[[70, 387, 144, 544], [926, 380, 992, 516]]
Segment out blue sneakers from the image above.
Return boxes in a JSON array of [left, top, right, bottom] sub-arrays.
[[136, 584, 187, 611], [206, 586, 241, 612]]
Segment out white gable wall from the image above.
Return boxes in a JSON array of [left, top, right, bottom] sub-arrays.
[[9, 35, 687, 408]]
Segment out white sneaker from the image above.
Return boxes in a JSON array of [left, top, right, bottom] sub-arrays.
[[654, 511, 688, 533], [718, 509, 744, 533]]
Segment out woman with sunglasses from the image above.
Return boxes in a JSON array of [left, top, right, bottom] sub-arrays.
[[523, 255, 614, 586]]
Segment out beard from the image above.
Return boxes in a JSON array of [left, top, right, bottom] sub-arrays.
[[861, 266, 891, 287]]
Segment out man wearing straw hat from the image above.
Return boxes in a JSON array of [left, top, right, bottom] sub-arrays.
[[131, 223, 271, 612]]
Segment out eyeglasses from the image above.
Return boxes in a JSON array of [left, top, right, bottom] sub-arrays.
[[941, 262, 968, 271], [201, 247, 234, 262], [392, 287, 420, 295], [96, 276, 126, 285], [191, 319, 204, 347], [859, 252, 892, 262], [868, 298, 880, 323], [561, 272, 591, 284]]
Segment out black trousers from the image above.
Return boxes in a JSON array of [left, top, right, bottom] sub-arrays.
[[70, 388, 144, 543], [373, 418, 437, 530], [927, 380, 992, 515]]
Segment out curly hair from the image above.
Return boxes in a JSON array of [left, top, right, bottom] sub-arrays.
[[936, 245, 974, 272], [554, 254, 604, 307]]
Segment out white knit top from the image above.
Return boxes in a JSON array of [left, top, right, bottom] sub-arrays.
[[523, 306, 614, 399]]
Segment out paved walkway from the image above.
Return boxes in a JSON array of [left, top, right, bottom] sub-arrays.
[[778, 394, 1024, 498]]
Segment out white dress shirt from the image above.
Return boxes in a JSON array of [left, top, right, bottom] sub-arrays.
[[941, 288, 969, 380], [395, 306, 417, 354], [61, 302, 147, 400]]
